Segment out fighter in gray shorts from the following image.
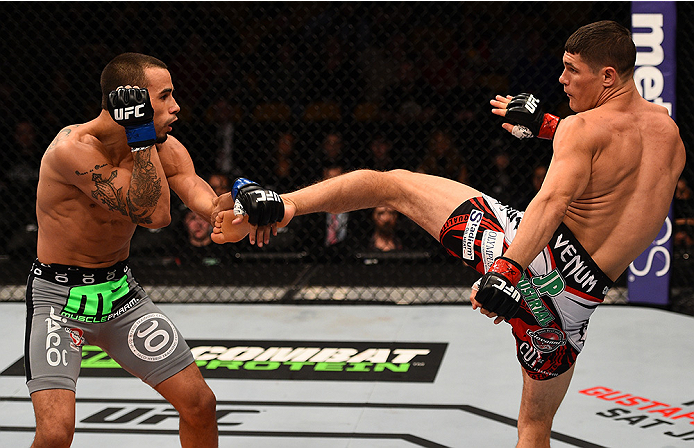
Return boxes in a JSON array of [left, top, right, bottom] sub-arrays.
[[24, 259, 194, 394]]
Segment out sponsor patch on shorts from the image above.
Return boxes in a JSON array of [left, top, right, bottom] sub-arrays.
[[481, 230, 504, 273], [462, 210, 483, 261], [128, 313, 179, 362], [527, 328, 567, 354]]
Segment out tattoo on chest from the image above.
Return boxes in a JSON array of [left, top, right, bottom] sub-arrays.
[[90, 150, 162, 225]]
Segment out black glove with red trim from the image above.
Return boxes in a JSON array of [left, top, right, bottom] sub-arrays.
[[505, 93, 560, 140], [475, 256, 523, 319]]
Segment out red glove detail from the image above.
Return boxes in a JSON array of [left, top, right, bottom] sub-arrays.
[[488, 257, 523, 286], [537, 113, 560, 140]]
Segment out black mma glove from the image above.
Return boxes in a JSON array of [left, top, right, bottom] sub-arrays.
[[107, 87, 157, 151], [231, 178, 284, 226], [504, 93, 560, 140], [475, 256, 524, 319]]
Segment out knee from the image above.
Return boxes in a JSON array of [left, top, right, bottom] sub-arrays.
[[385, 168, 413, 177], [179, 387, 217, 426], [382, 169, 415, 194], [33, 423, 74, 448]]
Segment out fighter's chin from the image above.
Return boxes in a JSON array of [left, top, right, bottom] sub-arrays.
[[567, 98, 583, 113], [155, 134, 169, 144]]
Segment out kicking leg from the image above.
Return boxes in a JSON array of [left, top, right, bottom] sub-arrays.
[[155, 363, 218, 448], [380, 169, 482, 239], [516, 364, 575, 448], [283, 169, 482, 240]]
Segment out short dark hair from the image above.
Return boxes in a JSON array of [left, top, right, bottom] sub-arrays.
[[564, 20, 636, 77], [100, 53, 167, 109]]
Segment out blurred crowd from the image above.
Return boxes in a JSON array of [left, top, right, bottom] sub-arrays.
[[1, 2, 691, 268]]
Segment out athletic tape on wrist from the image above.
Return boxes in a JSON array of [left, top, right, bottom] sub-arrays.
[[511, 125, 534, 139]]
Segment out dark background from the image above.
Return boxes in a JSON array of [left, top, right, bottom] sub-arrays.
[[0, 2, 692, 313]]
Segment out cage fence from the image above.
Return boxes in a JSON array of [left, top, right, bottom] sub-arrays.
[[1, 2, 692, 313]]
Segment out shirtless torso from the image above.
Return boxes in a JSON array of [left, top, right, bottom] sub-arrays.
[[37, 122, 167, 266], [559, 99, 684, 278], [28, 57, 220, 448], [502, 54, 685, 281], [37, 69, 218, 268]]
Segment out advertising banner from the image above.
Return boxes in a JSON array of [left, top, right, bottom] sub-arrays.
[[628, 1, 676, 305]]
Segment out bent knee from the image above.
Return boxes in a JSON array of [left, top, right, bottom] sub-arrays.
[[384, 168, 414, 178]]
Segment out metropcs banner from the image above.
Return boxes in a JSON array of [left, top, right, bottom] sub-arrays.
[[628, 1, 676, 305]]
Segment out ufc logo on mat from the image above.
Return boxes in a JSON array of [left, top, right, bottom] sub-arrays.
[[524, 95, 540, 114], [113, 105, 145, 121]]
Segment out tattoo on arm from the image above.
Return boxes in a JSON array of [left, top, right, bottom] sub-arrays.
[[127, 149, 162, 223], [91, 171, 129, 216], [90, 148, 162, 224], [48, 126, 79, 150]]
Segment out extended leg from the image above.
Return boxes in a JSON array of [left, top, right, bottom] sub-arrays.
[[285, 169, 482, 239], [516, 364, 575, 448]]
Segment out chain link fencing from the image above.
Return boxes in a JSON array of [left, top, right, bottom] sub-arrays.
[[1, 2, 692, 312]]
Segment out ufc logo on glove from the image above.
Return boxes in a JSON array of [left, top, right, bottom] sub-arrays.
[[491, 277, 522, 302], [250, 190, 282, 203], [112, 105, 146, 121], [523, 95, 540, 113]]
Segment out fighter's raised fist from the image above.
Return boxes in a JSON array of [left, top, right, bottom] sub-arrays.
[[107, 87, 156, 151]]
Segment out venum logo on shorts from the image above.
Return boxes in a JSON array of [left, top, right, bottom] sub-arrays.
[[128, 313, 178, 362], [526, 328, 566, 354], [462, 209, 483, 261]]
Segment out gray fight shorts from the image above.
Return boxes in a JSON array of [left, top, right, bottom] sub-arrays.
[[24, 259, 194, 394]]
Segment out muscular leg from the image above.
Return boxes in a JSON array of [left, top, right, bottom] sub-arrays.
[[381, 170, 482, 238], [155, 362, 218, 448], [284, 169, 482, 239], [516, 364, 575, 448], [31, 389, 75, 448]]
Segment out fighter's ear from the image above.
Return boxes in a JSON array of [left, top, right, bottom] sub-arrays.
[[602, 66, 617, 87]]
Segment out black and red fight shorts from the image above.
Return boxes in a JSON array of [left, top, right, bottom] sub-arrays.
[[440, 195, 613, 380]]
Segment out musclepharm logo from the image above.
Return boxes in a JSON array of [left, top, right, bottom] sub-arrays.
[[114, 105, 145, 121], [524, 94, 540, 114], [632, 13, 673, 115], [462, 210, 483, 261]]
